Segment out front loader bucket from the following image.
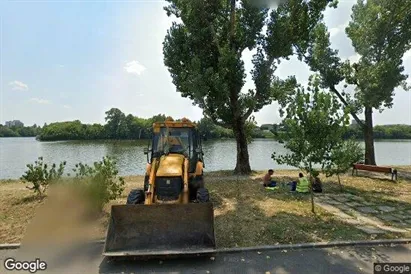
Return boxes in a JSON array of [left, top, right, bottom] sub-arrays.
[[103, 203, 216, 258]]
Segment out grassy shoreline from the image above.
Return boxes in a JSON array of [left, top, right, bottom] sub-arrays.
[[1, 167, 411, 247]]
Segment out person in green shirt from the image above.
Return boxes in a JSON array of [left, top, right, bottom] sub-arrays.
[[296, 173, 310, 193], [290, 173, 310, 193]]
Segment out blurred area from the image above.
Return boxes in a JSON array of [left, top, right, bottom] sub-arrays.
[[14, 183, 102, 272]]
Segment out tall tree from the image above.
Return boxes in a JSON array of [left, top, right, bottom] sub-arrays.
[[163, 0, 336, 174], [305, 0, 411, 165], [104, 108, 126, 139]]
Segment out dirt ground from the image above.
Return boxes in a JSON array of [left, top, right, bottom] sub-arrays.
[[1, 166, 410, 247]]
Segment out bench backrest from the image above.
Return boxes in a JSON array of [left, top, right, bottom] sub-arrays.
[[353, 164, 392, 173]]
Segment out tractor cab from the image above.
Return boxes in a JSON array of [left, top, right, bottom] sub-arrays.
[[145, 117, 204, 172]]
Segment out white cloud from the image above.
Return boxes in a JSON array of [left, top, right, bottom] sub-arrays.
[[9, 80, 29, 91], [329, 21, 349, 37], [63, 105, 71, 109], [124, 60, 146, 76], [404, 50, 411, 60], [349, 53, 361, 63], [29, 98, 51, 104]]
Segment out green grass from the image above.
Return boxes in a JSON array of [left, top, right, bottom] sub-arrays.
[[1, 168, 411, 246]]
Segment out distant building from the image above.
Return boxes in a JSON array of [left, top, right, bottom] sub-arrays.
[[5, 120, 24, 127]]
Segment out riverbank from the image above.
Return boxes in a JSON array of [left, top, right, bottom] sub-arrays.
[[1, 168, 411, 247]]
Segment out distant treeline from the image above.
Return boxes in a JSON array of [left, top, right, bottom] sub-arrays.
[[344, 124, 411, 139], [264, 123, 411, 140], [37, 108, 246, 141], [0, 124, 41, 137], [37, 108, 269, 141], [2, 108, 411, 141]]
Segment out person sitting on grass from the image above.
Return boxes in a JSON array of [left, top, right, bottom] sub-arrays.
[[263, 169, 278, 189], [290, 173, 309, 193], [311, 170, 323, 193]]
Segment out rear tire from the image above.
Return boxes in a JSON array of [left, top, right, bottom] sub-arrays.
[[196, 188, 209, 203], [126, 189, 145, 205]]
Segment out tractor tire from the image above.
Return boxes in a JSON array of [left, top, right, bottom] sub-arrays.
[[126, 189, 145, 205], [196, 188, 210, 203]]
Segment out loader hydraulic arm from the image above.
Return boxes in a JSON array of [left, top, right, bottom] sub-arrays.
[[145, 158, 158, 205], [182, 158, 189, 204]]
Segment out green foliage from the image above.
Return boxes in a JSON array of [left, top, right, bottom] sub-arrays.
[[0, 124, 41, 137], [344, 124, 411, 139], [72, 156, 125, 212], [20, 157, 66, 196], [163, 0, 333, 173], [305, 0, 411, 164], [38, 109, 169, 141], [245, 116, 258, 143], [323, 139, 364, 178], [104, 108, 128, 139], [308, 0, 411, 110], [272, 76, 352, 212], [197, 117, 234, 140], [344, 0, 411, 109], [0, 126, 19, 137], [272, 76, 350, 175], [39, 120, 89, 140]]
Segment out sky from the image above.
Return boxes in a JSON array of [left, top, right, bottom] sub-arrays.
[[1, 0, 410, 127]]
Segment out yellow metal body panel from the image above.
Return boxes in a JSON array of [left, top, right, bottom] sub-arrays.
[[195, 161, 203, 176], [145, 163, 151, 176], [145, 158, 158, 205], [156, 154, 185, 177], [182, 158, 189, 204]]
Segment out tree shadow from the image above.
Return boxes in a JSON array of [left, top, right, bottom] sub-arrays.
[[351, 171, 398, 182], [324, 184, 411, 210], [80, 175, 409, 273], [12, 195, 45, 205], [71, 172, 405, 273]]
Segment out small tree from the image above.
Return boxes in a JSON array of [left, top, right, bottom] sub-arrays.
[[72, 156, 125, 213], [21, 157, 66, 197], [272, 75, 350, 213], [324, 139, 364, 191]]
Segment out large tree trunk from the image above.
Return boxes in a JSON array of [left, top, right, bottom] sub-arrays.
[[233, 121, 252, 174], [364, 107, 376, 165]]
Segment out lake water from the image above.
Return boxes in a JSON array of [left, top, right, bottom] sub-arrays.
[[0, 137, 410, 179]]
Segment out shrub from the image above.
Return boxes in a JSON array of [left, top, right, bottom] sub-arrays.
[[21, 157, 66, 196], [72, 156, 125, 213]]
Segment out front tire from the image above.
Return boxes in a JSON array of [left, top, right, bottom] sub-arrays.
[[126, 189, 145, 204], [196, 188, 209, 203]]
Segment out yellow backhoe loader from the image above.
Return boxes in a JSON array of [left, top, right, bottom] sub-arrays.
[[103, 117, 216, 258]]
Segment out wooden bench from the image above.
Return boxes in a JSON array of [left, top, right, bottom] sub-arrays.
[[352, 163, 398, 181]]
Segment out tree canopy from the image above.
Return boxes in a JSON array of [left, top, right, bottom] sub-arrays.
[[0, 124, 41, 137], [305, 0, 411, 164], [163, 0, 336, 173]]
